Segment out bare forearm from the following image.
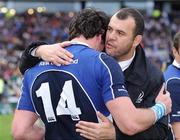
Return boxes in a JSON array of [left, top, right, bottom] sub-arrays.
[[115, 108, 156, 136], [28, 125, 45, 140], [129, 101, 168, 135], [107, 98, 167, 135], [172, 122, 180, 140], [115, 122, 168, 140], [13, 125, 45, 140], [133, 108, 156, 132]]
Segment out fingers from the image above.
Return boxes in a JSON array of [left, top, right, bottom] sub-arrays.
[[57, 47, 74, 62], [44, 45, 74, 66], [79, 133, 95, 140], [52, 56, 71, 66], [159, 84, 165, 95], [76, 121, 99, 129], [76, 119, 115, 140], [97, 111, 109, 122], [76, 127, 96, 140], [76, 121, 98, 139], [57, 41, 74, 58], [165, 90, 170, 97], [156, 85, 172, 115], [58, 41, 72, 48]]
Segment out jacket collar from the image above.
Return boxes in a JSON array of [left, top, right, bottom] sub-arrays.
[[124, 45, 148, 86]]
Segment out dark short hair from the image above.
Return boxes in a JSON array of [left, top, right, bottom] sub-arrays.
[[68, 8, 109, 44], [173, 31, 180, 52], [115, 8, 144, 36]]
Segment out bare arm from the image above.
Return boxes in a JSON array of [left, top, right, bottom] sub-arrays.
[[106, 87, 171, 136], [12, 110, 45, 140], [76, 97, 157, 138], [106, 97, 155, 135], [172, 122, 180, 140], [76, 86, 171, 139]]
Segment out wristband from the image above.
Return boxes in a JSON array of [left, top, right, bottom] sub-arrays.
[[157, 102, 167, 115], [151, 102, 166, 122]]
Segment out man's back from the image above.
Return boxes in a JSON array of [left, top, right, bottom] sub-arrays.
[[18, 44, 128, 139]]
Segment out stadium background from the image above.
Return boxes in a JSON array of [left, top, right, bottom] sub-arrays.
[[0, 0, 179, 139]]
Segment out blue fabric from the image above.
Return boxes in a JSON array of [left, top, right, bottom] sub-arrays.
[[17, 44, 129, 140]]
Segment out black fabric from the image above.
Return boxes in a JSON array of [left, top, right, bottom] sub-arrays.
[[115, 122, 168, 140], [19, 41, 47, 74], [115, 45, 169, 140]]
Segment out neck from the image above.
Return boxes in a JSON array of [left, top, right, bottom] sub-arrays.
[[71, 35, 94, 49], [117, 49, 135, 62], [175, 58, 180, 64]]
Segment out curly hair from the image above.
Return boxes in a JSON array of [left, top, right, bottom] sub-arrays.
[[68, 8, 109, 44]]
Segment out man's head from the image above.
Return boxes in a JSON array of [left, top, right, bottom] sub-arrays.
[[68, 8, 109, 51], [105, 8, 144, 61], [172, 31, 180, 63]]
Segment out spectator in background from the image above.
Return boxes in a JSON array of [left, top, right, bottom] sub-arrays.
[[164, 31, 180, 140], [18, 8, 171, 140]]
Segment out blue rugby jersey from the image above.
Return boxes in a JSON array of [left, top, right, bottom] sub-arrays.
[[164, 62, 180, 123], [17, 44, 128, 140]]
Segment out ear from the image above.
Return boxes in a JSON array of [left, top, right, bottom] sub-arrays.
[[172, 47, 178, 57], [132, 35, 142, 48], [97, 34, 102, 42]]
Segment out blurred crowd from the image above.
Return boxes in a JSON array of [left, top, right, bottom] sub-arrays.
[[143, 10, 180, 69], [0, 10, 179, 114]]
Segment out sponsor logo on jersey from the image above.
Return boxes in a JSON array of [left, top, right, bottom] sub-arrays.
[[39, 59, 79, 66]]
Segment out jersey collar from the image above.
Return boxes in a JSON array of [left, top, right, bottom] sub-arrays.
[[173, 60, 180, 69], [71, 41, 90, 48]]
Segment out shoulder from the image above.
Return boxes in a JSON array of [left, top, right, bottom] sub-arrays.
[[23, 62, 46, 83], [99, 53, 122, 71], [164, 65, 179, 81], [99, 53, 118, 65]]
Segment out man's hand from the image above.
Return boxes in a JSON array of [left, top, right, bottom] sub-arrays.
[[35, 41, 74, 66], [155, 84, 172, 115], [76, 112, 115, 140]]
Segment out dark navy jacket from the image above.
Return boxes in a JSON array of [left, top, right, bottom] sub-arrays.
[[116, 45, 169, 140]]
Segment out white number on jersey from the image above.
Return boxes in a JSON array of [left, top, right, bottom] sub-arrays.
[[36, 80, 82, 123]]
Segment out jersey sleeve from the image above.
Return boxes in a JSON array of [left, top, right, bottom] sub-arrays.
[[98, 53, 128, 103], [167, 78, 180, 123], [17, 72, 35, 112]]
